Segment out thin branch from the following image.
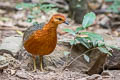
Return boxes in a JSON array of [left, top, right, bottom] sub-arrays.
[[67, 47, 97, 67], [62, 47, 97, 71]]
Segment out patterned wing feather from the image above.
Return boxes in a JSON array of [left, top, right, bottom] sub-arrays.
[[23, 22, 45, 42]]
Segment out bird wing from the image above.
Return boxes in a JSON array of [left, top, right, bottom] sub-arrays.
[[23, 22, 45, 42]]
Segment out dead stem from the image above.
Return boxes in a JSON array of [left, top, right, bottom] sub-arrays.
[[62, 47, 98, 71]]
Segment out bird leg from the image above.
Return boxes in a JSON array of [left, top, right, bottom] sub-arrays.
[[39, 55, 44, 71], [32, 56, 37, 72]]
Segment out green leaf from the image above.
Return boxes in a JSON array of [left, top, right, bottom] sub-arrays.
[[106, 0, 120, 13], [76, 37, 91, 49], [105, 0, 113, 2], [63, 29, 75, 35], [40, 4, 57, 12], [105, 46, 113, 51], [33, 21, 39, 26], [40, 4, 56, 8], [76, 32, 104, 48], [80, 32, 104, 41], [16, 3, 37, 9], [76, 4, 81, 8], [106, 45, 120, 50], [83, 54, 90, 63], [82, 12, 96, 29], [27, 15, 34, 19], [98, 41, 105, 47], [75, 27, 84, 33], [70, 40, 76, 45], [27, 18, 32, 23], [98, 47, 112, 56], [92, 39, 98, 47], [64, 51, 70, 56], [32, 10, 41, 15]]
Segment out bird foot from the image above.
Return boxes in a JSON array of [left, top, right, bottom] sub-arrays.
[[32, 69, 37, 72], [40, 67, 45, 72], [39, 69, 45, 72]]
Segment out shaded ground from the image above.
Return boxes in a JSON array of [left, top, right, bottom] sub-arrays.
[[0, 0, 120, 80]]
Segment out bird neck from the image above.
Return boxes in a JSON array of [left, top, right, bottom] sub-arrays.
[[43, 19, 58, 31]]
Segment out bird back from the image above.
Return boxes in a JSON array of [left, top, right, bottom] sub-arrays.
[[23, 22, 45, 42]]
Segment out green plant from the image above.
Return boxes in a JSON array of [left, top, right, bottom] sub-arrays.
[[63, 12, 120, 63], [105, 0, 120, 13], [16, 1, 58, 24]]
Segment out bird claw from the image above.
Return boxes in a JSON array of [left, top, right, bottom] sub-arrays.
[[40, 66, 44, 72], [39, 69, 45, 72], [32, 69, 37, 72]]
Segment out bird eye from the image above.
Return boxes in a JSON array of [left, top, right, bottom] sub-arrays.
[[57, 18, 62, 21]]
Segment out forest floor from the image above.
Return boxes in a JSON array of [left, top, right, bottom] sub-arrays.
[[0, 0, 120, 80]]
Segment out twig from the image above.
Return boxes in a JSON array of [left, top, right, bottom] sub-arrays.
[[59, 47, 97, 80], [62, 47, 97, 71], [63, 37, 75, 69]]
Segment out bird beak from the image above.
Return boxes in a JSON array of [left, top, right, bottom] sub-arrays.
[[64, 21, 69, 25]]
